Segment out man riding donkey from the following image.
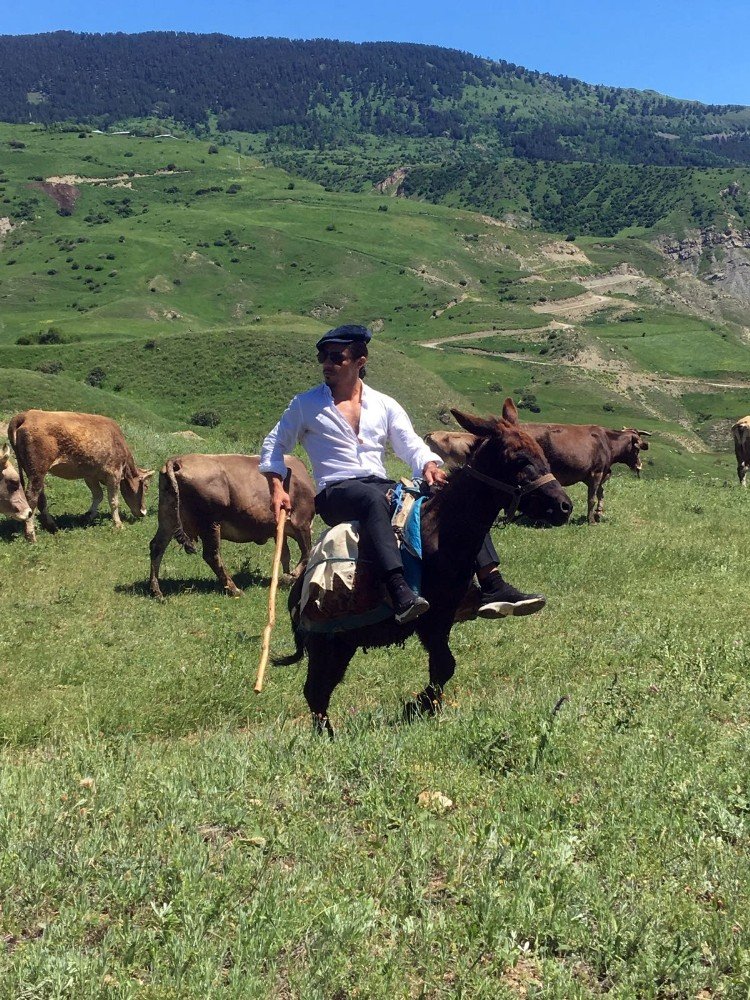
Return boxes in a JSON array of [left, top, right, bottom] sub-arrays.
[[260, 324, 546, 624]]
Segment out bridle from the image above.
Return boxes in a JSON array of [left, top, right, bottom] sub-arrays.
[[464, 462, 558, 523]]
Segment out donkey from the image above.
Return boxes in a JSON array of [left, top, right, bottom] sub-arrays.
[[280, 399, 572, 735]]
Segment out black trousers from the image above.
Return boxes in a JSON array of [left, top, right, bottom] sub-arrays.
[[315, 476, 500, 578]]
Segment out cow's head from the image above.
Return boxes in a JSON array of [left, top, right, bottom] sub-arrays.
[[120, 467, 155, 519], [622, 429, 651, 477], [451, 399, 572, 525], [0, 443, 32, 522]]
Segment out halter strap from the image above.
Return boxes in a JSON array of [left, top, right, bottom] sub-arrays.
[[465, 464, 557, 522]]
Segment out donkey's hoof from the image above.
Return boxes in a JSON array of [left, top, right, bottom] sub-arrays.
[[403, 691, 443, 724], [312, 713, 335, 739]]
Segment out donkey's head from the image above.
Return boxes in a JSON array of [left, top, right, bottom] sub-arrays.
[[451, 399, 572, 526]]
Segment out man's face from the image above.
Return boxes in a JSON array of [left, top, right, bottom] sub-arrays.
[[318, 344, 358, 386]]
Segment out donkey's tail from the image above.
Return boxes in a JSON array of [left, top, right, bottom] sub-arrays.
[[273, 628, 306, 666]]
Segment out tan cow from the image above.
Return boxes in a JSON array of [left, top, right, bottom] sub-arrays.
[[8, 409, 154, 542], [149, 453, 315, 599], [426, 422, 650, 524], [0, 443, 33, 526], [733, 416, 750, 487]]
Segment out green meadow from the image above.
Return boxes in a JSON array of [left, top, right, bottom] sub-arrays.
[[1, 122, 750, 996]]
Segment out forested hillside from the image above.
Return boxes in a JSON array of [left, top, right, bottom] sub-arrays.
[[3, 32, 750, 168]]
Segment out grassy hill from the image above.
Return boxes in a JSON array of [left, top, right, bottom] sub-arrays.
[[0, 122, 747, 477], [0, 115, 749, 998]]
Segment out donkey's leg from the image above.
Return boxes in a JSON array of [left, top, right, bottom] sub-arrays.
[[407, 629, 456, 720], [303, 634, 355, 737]]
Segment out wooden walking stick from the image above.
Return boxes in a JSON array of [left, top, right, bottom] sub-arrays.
[[254, 508, 288, 694]]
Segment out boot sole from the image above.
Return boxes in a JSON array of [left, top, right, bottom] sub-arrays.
[[477, 597, 546, 619], [394, 598, 430, 624]]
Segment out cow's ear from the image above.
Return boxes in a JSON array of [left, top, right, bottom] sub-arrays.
[[450, 409, 497, 437], [0, 443, 9, 467], [502, 398, 520, 425]]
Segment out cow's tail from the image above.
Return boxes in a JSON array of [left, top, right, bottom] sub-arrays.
[[6, 414, 26, 490], [164, 459, 197, 555]]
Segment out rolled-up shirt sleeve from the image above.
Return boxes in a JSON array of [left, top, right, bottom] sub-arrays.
[[387, 399, 443, 476], [259, 397, 304, 479]]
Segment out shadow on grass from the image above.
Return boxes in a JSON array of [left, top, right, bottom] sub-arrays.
[[0, 520, 26, 542], [115, 566, 288, 599], [0, 511, 143, 541]]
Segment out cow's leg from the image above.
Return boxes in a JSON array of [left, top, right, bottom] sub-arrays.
[[289, 522, 312, 579], [303, 634, 355, 737], [149, 521, 176, 600], [24, 475, 57, 535], [738, 459, 748, 488], [106, 477, 123, 529], [587, 477, 601, 524], [407, 629, 455, 720], [83, 476, 104, 525], [280, 536, 292, 576], [200, 523, 242, 596]]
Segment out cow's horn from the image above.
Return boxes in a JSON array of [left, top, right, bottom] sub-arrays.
[[0, 442, 9, 465], [636, 429, 652, 437]]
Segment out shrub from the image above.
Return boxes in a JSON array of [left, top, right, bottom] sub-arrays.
[[603, 403, 615, 413], [208, 145, 219, 155], [16, 336, 32, 345], [38, 329, 63, 344], [190, 409, 221, 428], [36, 360, 63, 375], [378, 204, 388, 212], [144, 339, 157, 350], [85, 367, 106, 387], [565, 233, 576, 241]]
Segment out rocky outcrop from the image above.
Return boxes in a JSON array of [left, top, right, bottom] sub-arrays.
[[658, 226, 750, 311], [373, 167, 409, 196]]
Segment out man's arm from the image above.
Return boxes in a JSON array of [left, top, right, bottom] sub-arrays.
[[259, 397, 304, 522], [387, 399, 446, 483]]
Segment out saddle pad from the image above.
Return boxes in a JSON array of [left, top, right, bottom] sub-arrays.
[[298, 522, 392, 633]]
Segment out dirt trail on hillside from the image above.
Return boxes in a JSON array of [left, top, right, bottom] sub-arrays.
[[532, 291, 637, 320], [45, 169, 183, 187], [421, 322, 572, 350]]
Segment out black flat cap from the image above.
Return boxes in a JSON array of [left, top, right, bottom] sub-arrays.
[[315, 324, 372, 350]]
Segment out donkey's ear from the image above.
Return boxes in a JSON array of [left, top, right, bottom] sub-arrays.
[[450, 409, 498, 437], [501, 398, 520, 425]]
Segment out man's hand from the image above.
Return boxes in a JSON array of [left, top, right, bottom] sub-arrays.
[[422, 460, 448, 488], [265, 473, 292, 523]]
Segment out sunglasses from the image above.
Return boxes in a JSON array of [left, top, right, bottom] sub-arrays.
[[317, 348, 349, 364]]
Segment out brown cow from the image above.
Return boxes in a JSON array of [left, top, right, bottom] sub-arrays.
[[8, 409, 154, 542], [426, 422, 650, 524], [149, 453, 315, 599], [0, 443, 32, 526], [733, 416, 750, 487]]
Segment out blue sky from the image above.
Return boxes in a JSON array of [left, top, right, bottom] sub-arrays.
[[1, 1, 747, 106]]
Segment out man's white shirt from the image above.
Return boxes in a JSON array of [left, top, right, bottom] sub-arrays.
[[259, 382, 442, 492]]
